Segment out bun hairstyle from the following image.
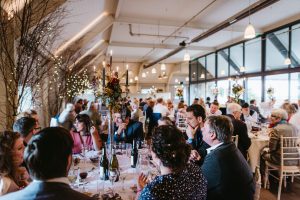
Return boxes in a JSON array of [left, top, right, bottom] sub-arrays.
[[151, 125, 191, 173]]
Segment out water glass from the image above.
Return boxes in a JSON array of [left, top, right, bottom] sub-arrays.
[[126, 143, 132, 158]]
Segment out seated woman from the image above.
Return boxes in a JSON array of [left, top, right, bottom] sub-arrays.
[[137, 125, 207, 200], [71, 114, 102, 154], [0, 131, 29, 196]]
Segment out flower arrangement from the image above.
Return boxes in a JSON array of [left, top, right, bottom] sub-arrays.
[[212, 87, 219, 96], [267, 87, 274, 100], [101, 72, 122, 112], [176, 87, 184, 98], [232, 83, 244, 103]]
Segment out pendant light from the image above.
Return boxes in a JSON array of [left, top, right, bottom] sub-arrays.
[[142, 72, 146, 78], [244, 0, 256, 39], [284, 58, 291, 65], [161, 63, 166, 70], [240, 66, 246, 73], [184, 52, 190, 61], [151, 68, 157, 74]]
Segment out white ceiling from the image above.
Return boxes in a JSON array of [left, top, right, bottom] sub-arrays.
[[8, 0, 300, 84]]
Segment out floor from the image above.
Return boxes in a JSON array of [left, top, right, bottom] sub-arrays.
[[260, 177, 300, 200]]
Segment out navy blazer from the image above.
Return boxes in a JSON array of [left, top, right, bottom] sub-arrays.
[[114, 120, 144, 144], [0, 181, 92, 200], [201, 142, 255, 200]]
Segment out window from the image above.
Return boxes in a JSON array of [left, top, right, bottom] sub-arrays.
[[206, 53, 215, 79], [18, 86, 32, 113], [290, 73, 300, 102], [198, 57, 206, 81], [198, 83, 206, 99], [265, 74, 289, 106], [217, 49, 229, 78], [245, 37, 261, 73], [266, 28, 289, 71], [190, 84, 198, 103], [206, 81, 216, 100], [230, 44, 243, 76], [291, 24, 300, 68], [217, 80, 229, 105], [190, 60, 197, 82], [246, 76, 262, 103]]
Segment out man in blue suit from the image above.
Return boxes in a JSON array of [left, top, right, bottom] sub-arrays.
[[0, 127, 92, 200]]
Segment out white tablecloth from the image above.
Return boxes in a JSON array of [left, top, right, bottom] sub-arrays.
[[248, 132, 269, 172], [71, 150, 153, 200]]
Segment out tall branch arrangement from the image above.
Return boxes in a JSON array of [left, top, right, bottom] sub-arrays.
[[0, 0, 65, 128]]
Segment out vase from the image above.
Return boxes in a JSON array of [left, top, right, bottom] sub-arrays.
[[107, 110, 114, 154]]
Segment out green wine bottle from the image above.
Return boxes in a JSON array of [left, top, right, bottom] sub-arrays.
[[99, 144, 109, 180], [110, 148, 119, 182], [131, 139, 138, 168]]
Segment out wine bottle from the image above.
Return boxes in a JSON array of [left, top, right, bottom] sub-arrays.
[[131, 139, 138, 168], [110, 148, 119, 182], [99, 144, 109, 180]]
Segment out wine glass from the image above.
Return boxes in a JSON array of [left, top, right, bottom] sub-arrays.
[[126, 143, 132, 158], [119, 174, 127, 191], [109, 169, 118, 195]]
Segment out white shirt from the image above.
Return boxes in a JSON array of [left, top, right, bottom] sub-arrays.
[[207, 109, 222, 116], [34, 177, 70, 185], [153, 103, 169, 117], [289, 111, 300, 133], [206, 142, 224, 154], [243, 111, 258, 123]]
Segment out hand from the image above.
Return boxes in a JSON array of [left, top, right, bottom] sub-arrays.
[[138, 173, 148, 191], [186, 124, 198, 140], [90, 126, 97, 135], [14, 167, 30, 187], [189, 150, 201, 161], [117, 123, 127, 135]]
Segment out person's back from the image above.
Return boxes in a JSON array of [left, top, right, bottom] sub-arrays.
[[0, 127, 92, 200], [139, 163, 207, 200], [202, 142, 254, 200]]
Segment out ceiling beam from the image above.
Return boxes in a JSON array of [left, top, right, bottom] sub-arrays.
[[115, 16, 261, 33], [109, 41, 215, 51]]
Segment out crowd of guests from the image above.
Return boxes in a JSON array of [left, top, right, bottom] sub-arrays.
[[0, 95, 299, 200]]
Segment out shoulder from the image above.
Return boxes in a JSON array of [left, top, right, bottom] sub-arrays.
[[0, 176, 13, 196], [139, 176, 163, 199]]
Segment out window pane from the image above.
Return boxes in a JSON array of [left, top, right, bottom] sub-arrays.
[[245, 37, 261, 73], [190, 60, 197, 82], [266, 28, 289, 71], [198, 57, 206, 81], [291, 24, 300, 68], [217, 49, 229, 78], [217, 80, 229, 105], [206, 81, 216, 100], [230, 44, 243, 76], [206, 53, 215, 79], [290, 73, 300, 102], [265, 74, 289, 106], [247, 76, 262, 103], [190, 84, 198, 103], [198, 83, 206, 99]]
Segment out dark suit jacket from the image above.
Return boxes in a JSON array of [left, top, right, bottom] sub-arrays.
[[201, 142, 255, 200], [250, 104, 266, 123], [114, 120, 144, 144], [227, 114, 251, 158], [0, 181, 92, 200]]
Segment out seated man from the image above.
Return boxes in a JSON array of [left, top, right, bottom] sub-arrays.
[[114, 108, 144, 144], [241, 103, 258, 124], [201, 115, 255, 200], [186, 104, 210, 164], [13, 117, 37, 146], [226, 103, 251, 158], [250, 99, 266, 122], [207, 101, 222, 116], [0, 127, 92, 200]]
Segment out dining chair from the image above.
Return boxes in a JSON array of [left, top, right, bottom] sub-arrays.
[[232, 135, 239, 147], [263, 136, 300, 200]]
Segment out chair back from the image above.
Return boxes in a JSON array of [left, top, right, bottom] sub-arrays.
[[280, 136, 300, 167], [232, 135, 239, 147]]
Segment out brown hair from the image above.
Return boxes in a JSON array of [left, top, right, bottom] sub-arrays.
[[0, 131, 21, 178]]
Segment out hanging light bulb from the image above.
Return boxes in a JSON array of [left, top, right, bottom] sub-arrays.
[[130, 78, 133, 83], [134, 76, 138, 81], [244, 23, 256, 39], [175, 79, 178, 83], [284, 58, 291, 65], [142, 72, 146, 78], [240, 66, 246, 72], [221, 70, 225, 75], [152, 68, 157, 74], [161, 63, 166, 70], [116, 66, 119, 71], [200, 73, 205, 79], [185, 77, 189, 82], [184, 52, 190, 61]]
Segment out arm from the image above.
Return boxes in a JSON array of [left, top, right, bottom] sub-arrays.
[[90, 126, 102, 151], [238, 122, 252, 150], [268, 128, 279, 153]]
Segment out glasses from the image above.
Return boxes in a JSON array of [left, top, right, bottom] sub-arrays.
[[271, 115, 279, 118]]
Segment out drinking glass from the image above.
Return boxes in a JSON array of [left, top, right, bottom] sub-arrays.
[[109, 169, 118, 195], [126, 143, 132, 158], [119, 174, 127, 191], [137, 153, 149, 175]]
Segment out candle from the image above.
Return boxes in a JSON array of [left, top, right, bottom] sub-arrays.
[[126, 64, 129, 86], [102, 61, 106, 88], [110, 50, 112, 71]]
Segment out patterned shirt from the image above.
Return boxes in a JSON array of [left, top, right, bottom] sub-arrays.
[[138, 163, 207, 200]]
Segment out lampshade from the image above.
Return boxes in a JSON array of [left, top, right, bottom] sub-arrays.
[[184, 52, 190, 61], [185, 77, 189, 82], [142, 72, 146, 78], [175, 79, 178, 83], [151, 68, 157, 74], [221, 70, 225, 75], [244, 23, 256, 39], [134, 76, 138, 81], [284, 58, 291, 65], [200, 73, 205, 79], [240, 66, 246, 72], [129, 78, 133, 83], [161, 63, 166, 70]]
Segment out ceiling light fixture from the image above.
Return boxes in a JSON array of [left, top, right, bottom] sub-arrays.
[[184, 52, 190, 61], [221, 70, 225, 75], [161, 63, 166, 70], [134, 76, 138, 81], [240, 66, 246, 72], [200, 73, 205, 79], [244, 0, 256, 39], [185, 77, 189, 82], [152, 68, 157, 74], [284, 58, 291, 65], [175, 79, 178, 83], [129, 78, 133, 83], [142, 72, 146, 78]]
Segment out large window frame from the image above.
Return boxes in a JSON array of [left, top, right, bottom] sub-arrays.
[[189, 19, 300, 104]]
